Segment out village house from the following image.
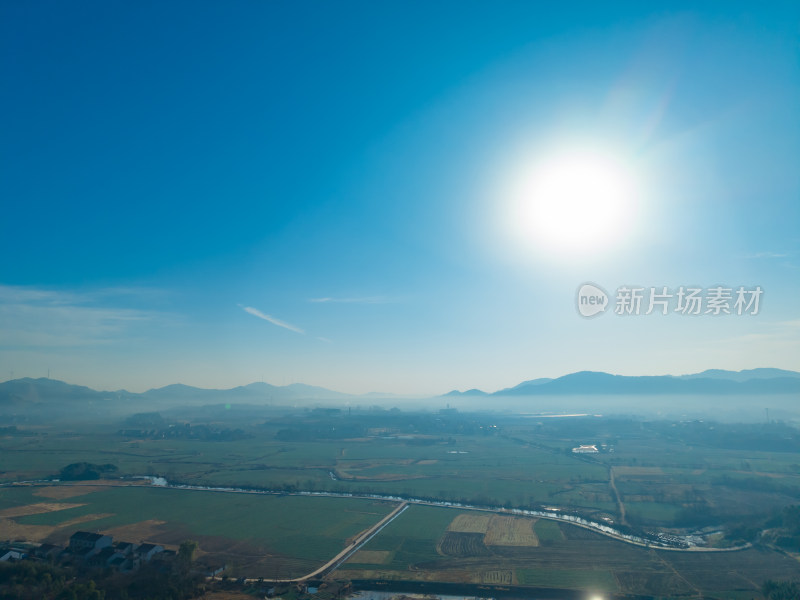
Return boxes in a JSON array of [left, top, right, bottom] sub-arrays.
[[0, 548, 25, 562], [135, 542, 164, 562], [114, 541, 137, 555], [87, 546, 117, 568], [33, 543, 62, 560], [68, 531, 113, 557]]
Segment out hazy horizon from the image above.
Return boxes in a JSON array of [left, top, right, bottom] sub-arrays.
[[2, 365, 799, 398]]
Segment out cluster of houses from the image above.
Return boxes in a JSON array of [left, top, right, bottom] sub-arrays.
[[1, 530, 175, 573], [571, 443, 614, 453], [572, 444, 599, 453]]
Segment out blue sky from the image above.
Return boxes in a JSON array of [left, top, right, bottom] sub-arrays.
[[2, 2, 798, 394]]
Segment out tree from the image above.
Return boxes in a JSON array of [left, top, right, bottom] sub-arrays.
[[178, 540, 198, 567], [762, 579, 800, 600]]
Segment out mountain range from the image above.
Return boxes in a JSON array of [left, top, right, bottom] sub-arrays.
[[444, 368, 800, 396], [1, 368, 798, 413]]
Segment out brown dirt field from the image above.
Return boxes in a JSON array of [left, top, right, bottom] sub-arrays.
[[0, 517, 56, 542], [446, 513, 491, 533], [58, 513, 115, 528], [416, 460, 438, 465], [195, 537, 316, 579], [33, 485, 108, 499], [0, 502, 85, 518], [482, 569, 512, 584], [483, 515, 539, 547], [124, 527, 304, 578], [437, 532, 491, 557], [101, 519, 171, 544], [349, 550, 392, 564]]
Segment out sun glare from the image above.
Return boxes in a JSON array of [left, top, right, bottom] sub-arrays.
[[505, 146, 640, 259]]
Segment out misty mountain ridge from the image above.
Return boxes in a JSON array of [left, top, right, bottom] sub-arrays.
[[0, 377, 371, 409], [679, 368, 800, 382], [445, 368, 800, 396], [2, 367, 799, 412]]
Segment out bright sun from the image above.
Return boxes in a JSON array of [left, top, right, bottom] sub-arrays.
[[506, 146, 639, 258]]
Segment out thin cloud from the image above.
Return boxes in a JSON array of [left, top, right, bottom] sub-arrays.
[[0, 284, 168, 306], [308, 296, 392, 304], [0, 285, 170, 348], [741, 251, 789, 259], [240, 305, 305, 334]]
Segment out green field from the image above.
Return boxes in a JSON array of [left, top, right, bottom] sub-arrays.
[[532, 518, 564, 542], [4, 414, 800, 533], [516, 567, 618, 591], [3, 411, 800, 597], [1, 485, 395, 578], [345, 504, 463, 571]]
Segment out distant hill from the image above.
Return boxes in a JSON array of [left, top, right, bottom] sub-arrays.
[[447, 378, 554, 397], [494, 377, 553, 395], [493, 370, 800, 396], [444, 388, 488, 397], [679, 368, 800, 382], [2, 367, 799, 416], [0, 377, 120, 405], [0, 377, 350, 415], [144, 383, 214, 398]]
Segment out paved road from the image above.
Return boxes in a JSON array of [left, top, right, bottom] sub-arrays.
[[275, 501, 409, 583]]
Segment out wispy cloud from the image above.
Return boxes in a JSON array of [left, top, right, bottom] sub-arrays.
[[740, 251, 789, 259], [239, 305, 305, 334], [0, 284, 169, 306], [309, 296, 392, 304], [0, 285, 170, 348]]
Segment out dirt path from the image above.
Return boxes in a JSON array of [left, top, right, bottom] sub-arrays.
[[609, 466, 628, 527], [653, 549, 703, 597]]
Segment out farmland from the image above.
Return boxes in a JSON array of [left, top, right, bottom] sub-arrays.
[[2, 407, 800, 597], [0, 484, 395, 578], [445, 513, 538, 547], [4, 410, 800, 532], [338, 504, 800, 598]]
